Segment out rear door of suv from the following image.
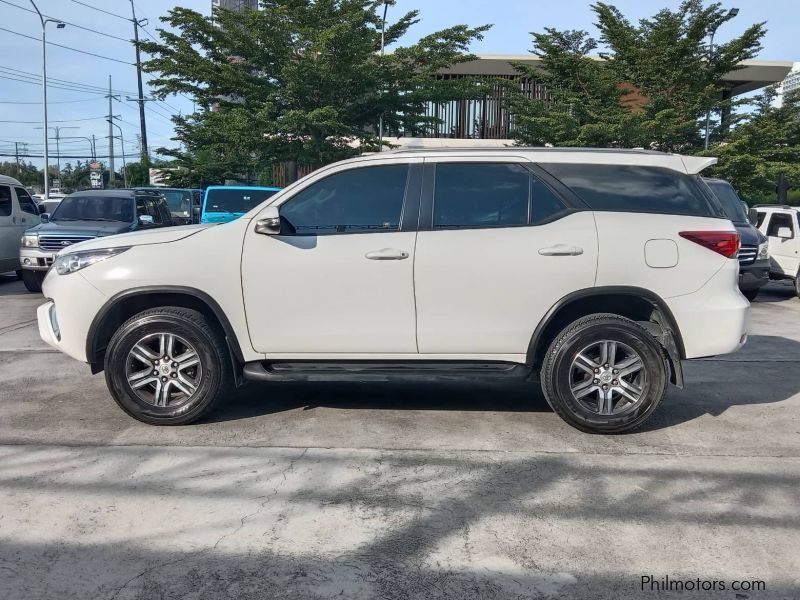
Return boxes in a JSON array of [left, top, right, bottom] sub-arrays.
[[413, 157, 598, 357]]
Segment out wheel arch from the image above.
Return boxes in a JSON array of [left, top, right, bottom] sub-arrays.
[[527, 286, 685, 383], [86, 286, 245, 374]]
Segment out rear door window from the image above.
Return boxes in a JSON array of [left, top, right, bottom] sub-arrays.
[[539, 164, 718, 217], [433, 163, 530, 229], [766, 212, 795, 238]]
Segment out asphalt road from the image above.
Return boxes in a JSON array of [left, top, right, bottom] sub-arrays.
[[1, 273, 798, 599]]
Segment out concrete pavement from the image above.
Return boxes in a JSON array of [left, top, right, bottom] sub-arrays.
[[1, 273, 799, 599]]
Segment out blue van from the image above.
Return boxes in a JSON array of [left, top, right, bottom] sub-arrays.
[[200, 186, 282, 224]]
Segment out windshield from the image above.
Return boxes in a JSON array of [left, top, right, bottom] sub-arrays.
[[205, 188, 279, 214], [160, 190, 193, 215], [705, 180, 749, 223], [51, 195, 133, 222]]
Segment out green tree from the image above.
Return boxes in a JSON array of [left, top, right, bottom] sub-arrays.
[[705, 87, 800, 203], [140, 0, 489, 185], [511, 1, 766, 151]]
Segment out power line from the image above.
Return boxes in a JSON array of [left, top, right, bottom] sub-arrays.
[[0, 26, 133, 65], [0, 66, 138, 96], [0, 0, 132, 42], [67, 0, 132, 22], [0, 115, 109, 123], [0, 97, 101, 104]]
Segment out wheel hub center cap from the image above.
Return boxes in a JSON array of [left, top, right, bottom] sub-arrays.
[[599, 370, 613, 384], [160, 364, 171, 375]]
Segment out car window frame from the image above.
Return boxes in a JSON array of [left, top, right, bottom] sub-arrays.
[[766, 211, 795, 238], [0, 185, 12, 218], [276, 163, 423, 236], [14, 187, 38, 216], [417, 160, 579, 233]]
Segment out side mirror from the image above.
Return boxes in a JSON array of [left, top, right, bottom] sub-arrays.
[[139, 214, 155, 227], [777, 226, 793, 239], [254, 206, 281, 235], [747, 207, 758, 226], [40, 213, 50, 223]]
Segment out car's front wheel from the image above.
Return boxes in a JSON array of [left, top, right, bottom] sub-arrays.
[[21, 270, 45, 293], [541, 313, 669, 434], [104, 307, 232, 425]]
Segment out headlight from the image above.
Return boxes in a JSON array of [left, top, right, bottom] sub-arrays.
[[757, 241, 769, 260], [53, 247, 130, 275], [21, 234, 39, 248]]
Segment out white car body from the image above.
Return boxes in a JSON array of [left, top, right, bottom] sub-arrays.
[[36, 148, 749, 431], [754, 205, 800, 280]]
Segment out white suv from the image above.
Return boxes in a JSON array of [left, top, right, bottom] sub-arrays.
[[753, 205, 800, 295], [37, 149, 748, 433]]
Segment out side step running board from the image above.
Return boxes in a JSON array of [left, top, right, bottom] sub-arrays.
[[242, 361, 533, 383]]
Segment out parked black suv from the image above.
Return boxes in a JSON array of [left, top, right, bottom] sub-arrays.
[[704, 178, 769, 301], [20, 189, 174, 292]]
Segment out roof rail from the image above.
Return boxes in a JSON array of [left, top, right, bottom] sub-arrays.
[[752, 204, 793, 209], [383, 146, 668, 155]]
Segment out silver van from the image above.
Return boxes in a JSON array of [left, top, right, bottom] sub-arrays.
[[0, 175, 40, 276]]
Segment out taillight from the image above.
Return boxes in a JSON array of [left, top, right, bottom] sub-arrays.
[[679, 231, 740, 258]]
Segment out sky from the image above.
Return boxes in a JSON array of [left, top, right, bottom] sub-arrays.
[[1, 0, 798, 169]]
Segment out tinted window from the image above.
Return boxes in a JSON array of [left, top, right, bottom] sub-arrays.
[[767, 213, 794, 238], [531, 177, 566, 224], [159, 190, 193, 216], [434, 163, 529, 229], [15, 188, 38, 215], [280, 165, 408, 235], [540, 164, 717, 217], [705, 180, 748, 223], [0, 186, 10, 217], [145, 197, 164, 224], [756, 211, 767, 228], [206, 188, 280, 214], [52, 195, 134, 222]]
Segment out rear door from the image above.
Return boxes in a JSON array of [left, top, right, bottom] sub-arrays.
[[413, 159, 598, 357], [763, 211, 800, 277]]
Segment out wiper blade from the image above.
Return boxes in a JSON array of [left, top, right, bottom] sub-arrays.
[[51, 217, 78, 221]]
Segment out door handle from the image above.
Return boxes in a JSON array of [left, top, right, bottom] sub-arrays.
[[365, 248, 409, 260], [538, 244, 584, 256]]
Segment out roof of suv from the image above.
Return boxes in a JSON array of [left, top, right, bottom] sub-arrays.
[[360, 146, 716, 174]]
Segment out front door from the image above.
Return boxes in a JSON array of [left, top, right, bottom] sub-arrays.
[[241, 161, 421, 355], [764, 211, 799, 277], [413, 160, 598, 357]]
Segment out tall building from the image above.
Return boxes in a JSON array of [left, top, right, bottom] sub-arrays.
[[212, 0, 258, 12]]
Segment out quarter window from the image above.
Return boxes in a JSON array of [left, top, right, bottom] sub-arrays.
[[433, 163, 530, 229], [767, 213, 794, 238], [540, 164, 718, 217], [0, 186, 11, 217], [280, 165, 408, 235]]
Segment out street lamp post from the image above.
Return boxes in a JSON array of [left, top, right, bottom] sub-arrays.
[[704, 7, 739, 150], [29, 1, 65, 199]]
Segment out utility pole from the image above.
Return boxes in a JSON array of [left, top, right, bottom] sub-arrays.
[[107, 75, 117, 187], [14, 142, 22, 177], [129, 0, 149, 164]]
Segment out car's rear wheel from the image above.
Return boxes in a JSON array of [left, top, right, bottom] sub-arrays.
[[21, 270, 45, 293], [541, 313, 668, 434], [104, 307, 232, 425]]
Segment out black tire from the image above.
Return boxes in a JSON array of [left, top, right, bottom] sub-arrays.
[[21, 270, 45, 293], [794, 276, 800, 299], [15, 269, 23, 280], [540, 313, 669, 434], [742, 288, 760, 302], [104, 307, 232, 425]]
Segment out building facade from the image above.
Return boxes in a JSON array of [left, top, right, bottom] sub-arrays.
[[211, 0, 259, 12]]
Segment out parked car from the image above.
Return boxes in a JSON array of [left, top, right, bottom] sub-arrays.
[[139, 188, 202, 225], [1, 175, 39, 277], [703, 178, 769, 301], [36, 148, 748, 433], [753, 204, 800, 296], [201, 186, 281, 224], [20, 189, 174, 293]]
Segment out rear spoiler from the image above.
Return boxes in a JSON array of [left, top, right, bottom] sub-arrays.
[[681, 156, 717, 174]]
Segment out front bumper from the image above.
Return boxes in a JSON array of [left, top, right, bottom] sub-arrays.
[[38, 271, 109, 363], [739, 258, 770, 291], [19, 247, 55, 271]]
